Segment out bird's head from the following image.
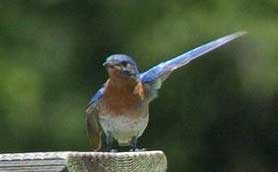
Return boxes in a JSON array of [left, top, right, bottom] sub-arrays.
[[103, 54, 139, 78]]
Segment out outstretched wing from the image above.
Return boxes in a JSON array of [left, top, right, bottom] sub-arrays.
[[85, 87, 104, 151], [140, 32, 246, 90]]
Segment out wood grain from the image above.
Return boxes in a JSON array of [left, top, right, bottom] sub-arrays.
[[0, 151, 167, 172]]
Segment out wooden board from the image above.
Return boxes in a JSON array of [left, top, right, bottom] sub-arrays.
[[0, 151, 167, 172]]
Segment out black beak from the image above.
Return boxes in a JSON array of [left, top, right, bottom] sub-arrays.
[[103, 61, 108, 66], [103, 61, 112, 67]]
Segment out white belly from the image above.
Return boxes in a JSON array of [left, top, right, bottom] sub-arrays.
[[98, 114, 149, 146]]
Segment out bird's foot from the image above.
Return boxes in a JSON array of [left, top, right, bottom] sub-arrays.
[[140, 148, 147, 151], [129, 148, 146, 152], [110, 149, 118, 153]]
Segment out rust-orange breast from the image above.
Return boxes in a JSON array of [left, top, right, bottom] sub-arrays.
[[98, 78, 146, 118]]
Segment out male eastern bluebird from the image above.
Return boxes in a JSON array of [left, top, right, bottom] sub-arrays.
[[86, 31, 246, 151]]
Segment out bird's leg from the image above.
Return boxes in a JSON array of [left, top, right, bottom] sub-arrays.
[[130, 136, 139, 151], [105, 132, 114, 152], [130, 136, 147, 152]]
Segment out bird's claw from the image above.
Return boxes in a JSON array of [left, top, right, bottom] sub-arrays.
[[110, 149, 118, 153], [129, 148, 146, 152]]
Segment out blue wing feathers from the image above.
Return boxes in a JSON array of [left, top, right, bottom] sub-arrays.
[[87, 87, 104, 107], [140, 31, 246, 84]]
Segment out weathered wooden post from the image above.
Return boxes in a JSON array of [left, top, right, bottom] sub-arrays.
[[0, 151, 167, 172]]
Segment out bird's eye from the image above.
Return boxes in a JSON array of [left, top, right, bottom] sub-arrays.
[[121, 61, 128, 67]]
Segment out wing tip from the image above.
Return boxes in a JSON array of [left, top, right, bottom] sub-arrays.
[[232, 31, 248, 38]]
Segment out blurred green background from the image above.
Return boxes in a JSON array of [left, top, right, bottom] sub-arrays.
[[1, 0, 278, 171]]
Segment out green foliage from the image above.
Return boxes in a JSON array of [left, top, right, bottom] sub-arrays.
[[1, 0, 278, 171]]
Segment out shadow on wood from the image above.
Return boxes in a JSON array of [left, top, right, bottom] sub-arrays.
[[0, 151, 167, 172]]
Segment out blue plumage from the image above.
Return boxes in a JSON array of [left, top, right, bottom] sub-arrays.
[[87, 87, 104, 110]]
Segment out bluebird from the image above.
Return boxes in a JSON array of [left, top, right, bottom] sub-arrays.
[[86, 31, 246, 151]]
